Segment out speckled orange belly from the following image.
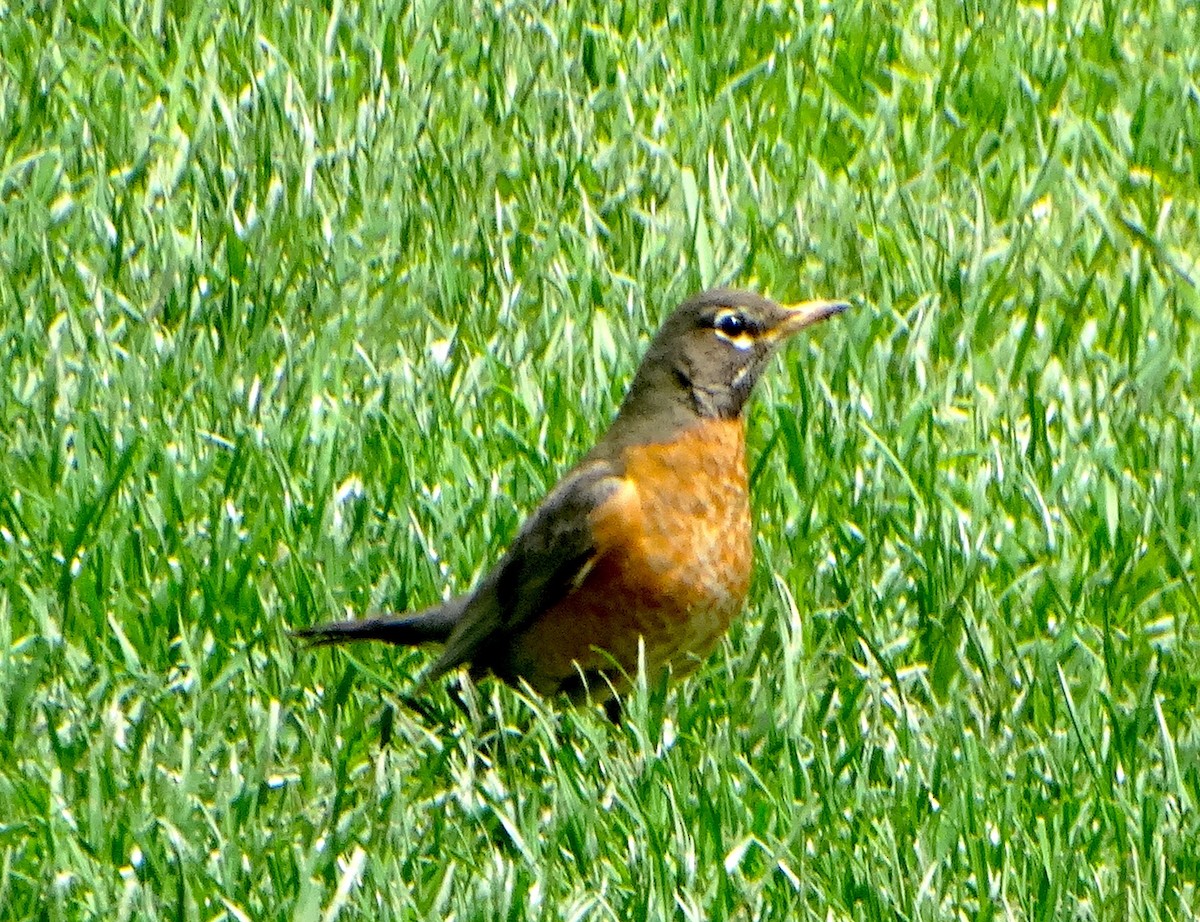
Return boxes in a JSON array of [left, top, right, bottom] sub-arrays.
[[502, 418, 752, 701]]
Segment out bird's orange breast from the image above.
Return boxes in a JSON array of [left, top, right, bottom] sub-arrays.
[[505, 418, 752, 700]]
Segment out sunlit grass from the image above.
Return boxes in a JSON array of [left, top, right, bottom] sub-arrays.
[[2, 1, 1198, 919]]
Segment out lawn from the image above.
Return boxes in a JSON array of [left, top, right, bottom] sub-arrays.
[[2, 0, 1198, 919]]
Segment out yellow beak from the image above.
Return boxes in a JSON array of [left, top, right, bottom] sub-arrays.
[[775, 298, 850, 337]]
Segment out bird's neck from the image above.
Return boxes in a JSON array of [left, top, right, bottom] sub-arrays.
[[597, 360, 746, 453]]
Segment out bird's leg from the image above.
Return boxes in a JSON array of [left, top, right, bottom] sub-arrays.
[[446, 673, 474, 721], [397, 693, 443, 727]]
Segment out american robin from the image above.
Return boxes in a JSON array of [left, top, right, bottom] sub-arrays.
[[298, 288, 846, 716]]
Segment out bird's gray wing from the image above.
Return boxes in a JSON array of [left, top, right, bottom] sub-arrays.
[[425, 458, 633, 680]]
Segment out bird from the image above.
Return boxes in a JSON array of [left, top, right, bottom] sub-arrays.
[[297, 288, 847, 718]]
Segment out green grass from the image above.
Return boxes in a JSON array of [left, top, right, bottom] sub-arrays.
[[2, 0, 1199, 918]]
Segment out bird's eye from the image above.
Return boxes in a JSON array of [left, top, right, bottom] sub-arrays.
[[714, 312, 747, 338]]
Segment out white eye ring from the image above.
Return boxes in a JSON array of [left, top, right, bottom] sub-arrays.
[[713, 309, 754, 350]]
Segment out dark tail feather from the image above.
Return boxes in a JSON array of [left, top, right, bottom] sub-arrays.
[[294, 597, 467, 648]]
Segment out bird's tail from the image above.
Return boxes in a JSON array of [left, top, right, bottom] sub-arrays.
[[294, 596, 467, 647]]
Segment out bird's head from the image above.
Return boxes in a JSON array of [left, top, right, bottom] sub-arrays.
[[620, 288, 848, 427]]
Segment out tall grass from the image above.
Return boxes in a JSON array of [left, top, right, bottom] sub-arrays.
[[1, 1, 1197, 919]]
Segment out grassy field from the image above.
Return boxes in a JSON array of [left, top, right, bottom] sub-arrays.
[[3, 0, 1199, 918]]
